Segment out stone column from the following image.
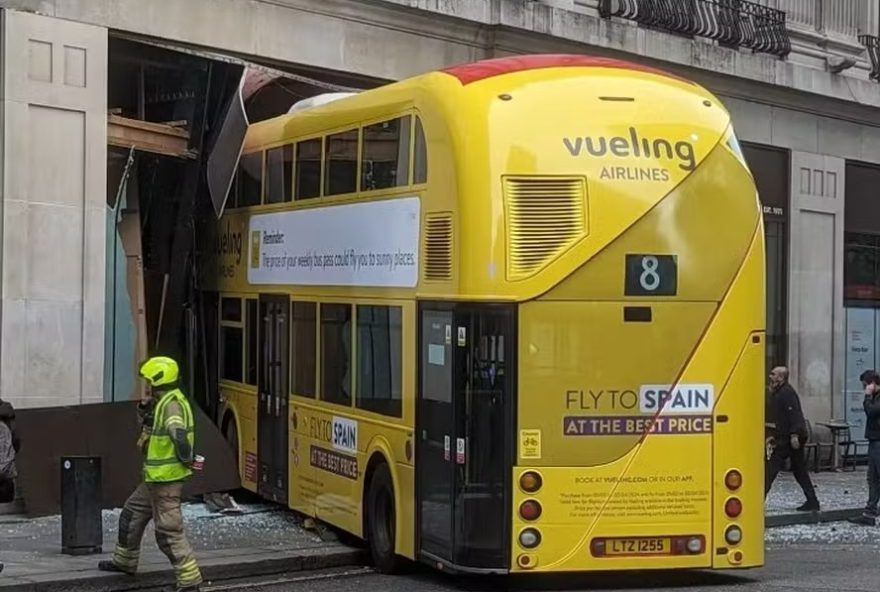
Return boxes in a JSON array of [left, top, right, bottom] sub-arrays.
[[0, 9, 107, 408], [787, 151, 845, 422]]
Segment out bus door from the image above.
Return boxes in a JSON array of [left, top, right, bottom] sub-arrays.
[[417, 305, 513, 571], [257, 294, 289, 504]]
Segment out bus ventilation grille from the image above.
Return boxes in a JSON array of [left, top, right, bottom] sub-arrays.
[[424, 213, 453, 281], [503, 176, 588, 279]]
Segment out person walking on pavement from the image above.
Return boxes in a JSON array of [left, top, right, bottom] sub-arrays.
[[849, 370, 880, 526], [98, 356, 203, 592], [0, 397, 20, 576], [0, 398, 19, 504], [764, 366, 821, 512]]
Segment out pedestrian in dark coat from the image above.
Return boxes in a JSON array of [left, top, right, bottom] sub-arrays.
[[764, 367, 820, 512]]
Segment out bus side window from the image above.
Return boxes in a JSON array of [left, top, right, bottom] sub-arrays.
[[295, 138, 322, 200], [413, 116, 427, 185], [245, 299, 258, 385], [356, 305, 402, 418], [237, 152, 263, 207], [361, 117, 411, 192], [291, 301, 317, 398], [265, 145, 293, 204], [321, 303, 352, 406], [220, 297, 244, 383], [325, 130, 359, 196]]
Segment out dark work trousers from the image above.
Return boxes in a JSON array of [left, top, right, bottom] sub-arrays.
[[765, 437, 818, 503], [866, 440, 880, 516]]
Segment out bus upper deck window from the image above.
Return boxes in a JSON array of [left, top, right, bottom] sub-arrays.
[[361, 116, 411, 191], [295, 138, 322, 200], [237, 152, 263, 207], [266, 144, 293, 204], [414, 116, 427, 185], [325, 129, 359, 196]]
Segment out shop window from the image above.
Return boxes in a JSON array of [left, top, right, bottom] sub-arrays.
[[361, 117, 411, 191], [742, 142, 789, 373], [245, 299, 258, 385], [291, 301, 317, 398], [845, 162, 880, 306], [295, 138, 322, 200], [845, 234, 880, 304], [266, 145, 293, 204], [235, 152, 263, 207], [356, 305, 403, 417], [325, 130, 359, 196], [321, 303, 352, 406], [414, 116, 428, 184]]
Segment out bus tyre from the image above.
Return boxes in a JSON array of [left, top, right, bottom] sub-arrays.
[[224, 416, 239, 471], [366, 462, 399, 574]]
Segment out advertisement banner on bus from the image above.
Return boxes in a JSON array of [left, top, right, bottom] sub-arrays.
[[247, 197, 420, 287]]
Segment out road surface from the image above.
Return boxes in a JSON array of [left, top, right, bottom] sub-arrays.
[[196, 543, 880, 592]]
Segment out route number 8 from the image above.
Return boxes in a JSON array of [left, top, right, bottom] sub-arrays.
[[639, 256, 661, 291], [625, 253, 676, 297]]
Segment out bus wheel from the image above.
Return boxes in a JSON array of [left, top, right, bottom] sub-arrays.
[[224, 415, 239, 471], [366, 462, 399, 574]]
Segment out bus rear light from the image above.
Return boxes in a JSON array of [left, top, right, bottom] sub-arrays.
[[517, 554, 537, 569], [725, 525, 743, 545], [686, 537, 703, 554], [518, 528, 542, 549], [519, 500, 542, 521], [725, 497, 742, 518], [519, 471, 543, 493], [590, 539, 606, 557], [725, 470, 742, 491]]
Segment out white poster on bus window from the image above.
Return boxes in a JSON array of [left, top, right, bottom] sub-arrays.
[[844, 307, 876, 436], [247, 197, 420, 287]]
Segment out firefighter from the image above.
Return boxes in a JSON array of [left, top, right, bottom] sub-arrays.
[[98, 356, 202, 592]]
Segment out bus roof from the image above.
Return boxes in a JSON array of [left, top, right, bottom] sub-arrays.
[[440, 54, 693, 86]]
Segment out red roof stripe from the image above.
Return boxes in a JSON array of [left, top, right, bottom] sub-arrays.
[[440, 54, 693, 86]]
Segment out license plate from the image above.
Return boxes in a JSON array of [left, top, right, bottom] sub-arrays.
[[606, 537, 670, 555]]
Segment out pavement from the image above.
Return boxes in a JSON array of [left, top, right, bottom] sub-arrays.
[[0, 500, 363, 591], [764, 466, 867, 526], [0, 468, 871, 591]]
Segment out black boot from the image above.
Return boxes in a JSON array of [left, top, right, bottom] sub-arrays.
[[847, 513, 876, 526], [797, 499, 820, 512], [98, 560, 135, 575]]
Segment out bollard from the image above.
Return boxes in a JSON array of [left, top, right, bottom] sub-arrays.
[[60, 456, 103, 555]]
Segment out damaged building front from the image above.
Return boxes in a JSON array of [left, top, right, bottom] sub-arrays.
[[0, 8, 381, 514]]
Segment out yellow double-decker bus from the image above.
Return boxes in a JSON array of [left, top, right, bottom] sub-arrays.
[[199, 54, 765, 576]]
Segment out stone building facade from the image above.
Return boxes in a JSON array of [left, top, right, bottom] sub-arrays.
[[0, 0, 877, 431]]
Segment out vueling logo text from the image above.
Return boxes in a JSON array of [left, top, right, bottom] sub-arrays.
[[563, 127, 697, 173]]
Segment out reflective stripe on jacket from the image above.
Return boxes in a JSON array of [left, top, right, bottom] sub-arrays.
[[144, 388, 195, 483]]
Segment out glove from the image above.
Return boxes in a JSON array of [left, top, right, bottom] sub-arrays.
[[790, 434, 800, 450], [136, 426, 152, 452]]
